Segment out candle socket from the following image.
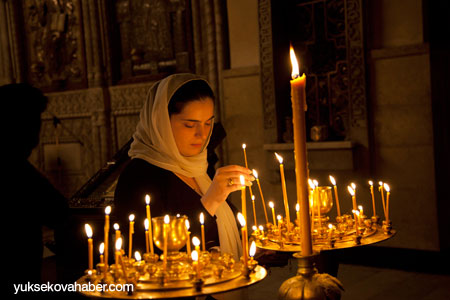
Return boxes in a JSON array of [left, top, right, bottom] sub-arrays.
[[84, 269, 97, 282], [371, 215, 381, 224], [329, 238, 336, 248], [133, 261, 146, 273], [354, 234, 362, 245], [96, 263, 105, 275], [335, 215, 345, 223], [260, 237, 269, 246], [382, 220, 393, 235], [364, 219, 373, 229], [143, 253, 159, 264], [193, 278, 204, 291]]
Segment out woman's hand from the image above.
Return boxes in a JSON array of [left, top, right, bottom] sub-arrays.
[[201, 165, 255, 216]]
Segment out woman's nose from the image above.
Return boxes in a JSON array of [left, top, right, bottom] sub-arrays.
[[195, 124, 208, 138]]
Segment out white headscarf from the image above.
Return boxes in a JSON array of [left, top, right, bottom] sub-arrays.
[[128, 73, 242, 260]]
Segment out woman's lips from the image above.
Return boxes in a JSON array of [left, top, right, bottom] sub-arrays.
[[191, 143, 202, 147]]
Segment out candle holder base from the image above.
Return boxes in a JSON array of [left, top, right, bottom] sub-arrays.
[[144, 253, 159, 264], [382, 220, 393, 235], [371, 215, 381, 224]]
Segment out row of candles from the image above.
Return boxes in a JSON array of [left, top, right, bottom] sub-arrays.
[[83, 200, 259, 275]]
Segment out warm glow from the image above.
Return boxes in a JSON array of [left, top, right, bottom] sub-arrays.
[[269, 201, 274, 208], [384, 183, 390, 192], [259, 225, 264, 231], [313, 179, 319, 187], [249, 241, 256, 257], [191, 250, 199, 262], [358, 205, 363, 211], [185, 219, 190, 230], [135, 251, 141, 262], [129, 214, 135, 222], [115, 237, 122, 251], [379, 181, 383, 186], [277, 215, 282, 221], [351, 182, 356, 190], [99, 242, 104, 255], [253, 169, 258, 179], [114, 223, 119, 231], [192, 236, 200, 247], [274, 152, 283, 164], [252, 225, 257, 231], [85, 224, 93, 238], [237, 213, 246, 227], [164, 215, 170, 224], [251, 195, 255, 201], [328, 223, 333, 230], [242, 143, 247, 149], [354, 210, 360, 217], [145, 194, 151, 205], [105, 206, 111, 215], [308, 179, 315, 190], [290, 46, 300, 79], [199, 212, 204, 225], [144, 219, 149, 230], [296, 203, 300, 212], [240, 175, 245, 186], [369, 180, 373, 186], [347, 186, 355, 196], [329, 175, 336, 186]]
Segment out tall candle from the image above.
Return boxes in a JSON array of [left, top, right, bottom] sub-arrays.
[[115, 237, 122, 267], [237, 213, 248, 271], [144, 219, 150, 254], [163, 215, 169, 272], [379, 181, 386, 218], [290, 46, 312, 256], [384, 183, 391, 222], [104, 206, 111, 267], [329, 176, 341, 216], [348, 186, 357, 211], [369, 181, 376, 216], [145, 195, 155, 254], [240, 175, 247, 229], [99, 242, 104, 264], [269, 201, 276, 226], [277, 215, 282, 231], [185, 219, 191, 257], [200, 213, 205, 251], [315, 181, 322, 229], [242, 144, 254, 199], [191, 250, 200, 279], [253, 169, 269, 225], [275, 153, 291, 230], [295, 203, 300, 227], [128, 214, 135, 259], [85, 224, 93, 271], [251, 195, 257, 227], [114, 223, 120, 244]]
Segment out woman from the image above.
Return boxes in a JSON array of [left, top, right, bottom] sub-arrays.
[[114, 73, 254, 260]]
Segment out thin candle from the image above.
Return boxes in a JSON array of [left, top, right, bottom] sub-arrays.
[[192, 236, 201, 254], [240, 175, 247, 229], [200, 213, 205, 251], [163, 215, 169, 272], [358, 205, 364, 217], [329, 176, 341, 216], [144, 219, 150, 254], [347, 186, 357, 211], [104, 206, 111, 267], [269, 201, 276, 226], [242, 144, 254, 199], [277, 214, 282, 232], [275, 152, 291, 230], [99, 242, 104, 264], [259, 225, 264, 237], [253, 169, 269, 225], [354, 210, 361, 234], [114, 223, 120, 243], [115, 237, 122, 267], [308, 179, 316, 232], [237, 213, 248, 271], [295, 203, 300, 227], [185, 219, 191, 256], [249, 240, 256, 262], [314, 181, 322, 229], [85, 224, 93, 271], [145, 195, 154, 254], [384, 183, 391, 222], [379, 181, 386, 217], [369, 181, 376, 216], [191, 250, 200, 279], [128, 214, 135, 259], [251, 195, 257, 227]]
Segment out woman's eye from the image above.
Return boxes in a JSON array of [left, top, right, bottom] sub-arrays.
[[184, 123, 195, 128], [205, 122, 212, 127]]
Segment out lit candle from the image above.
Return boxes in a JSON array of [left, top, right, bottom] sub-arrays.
[[115, 237, 122, 267], [99, 242, 104, 264], [104, 206, 111, 267], [329, 176, 341, 216], [192, 236, 201, 254], [237, 213, 248, 271], [277, 214, 282, 231], [369, 181, 376, 216], [185, 219, 191, 257], [290, 46, 312, 256], [295, 203, 300, 227], [251, 195, 257, 227], [384, 183, 391, 222], [327, 223, 334, 243], [275, 152, 291, 230], [253, 169, 269, 225], [191, 250, 200, 279], [358, 205, 364, 217], [85, 224, 93, 271], [347, 186, 357, 211], [269, 201, 276, 226], [308, 179, 316, 232], [144, 219, 150, 254], [128, 214, 135, 259], [163, 215, 169, 272], [113, 223, 120, 243], [200, 212, 205, 251], [240, 175, 247, 230], [354, 210, 361, 234], [258, 225, 264, 237], [379, 181, 386, 216], [242, 144, 254, 199], [313, 180, 322, 229], [145, 195, 154, 254], [249, 240, 256, 264]]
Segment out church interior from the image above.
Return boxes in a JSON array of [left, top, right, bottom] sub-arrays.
[[1, 0, 449, 299]]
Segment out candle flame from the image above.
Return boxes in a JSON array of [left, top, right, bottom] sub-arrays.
[[242, 143, 246, 149], [164, 215, 170, 224], [313, 179, 319, 187], [99, 242, 104, 255], [269, 201, 274, 208], [135, 251, 141, 262], [85, 224, 93, 238], [351, 182, 356, 190], [236, 175, 244, 188], [354, 210, 360, 217], [237, 213, 246, 227], [191, 250, 199, 261], [192, 236, 200, 247], [308, 179, 315, 190], [252, 169, 258, 179], [105, 206, 111, 215], [274, 152, 283, 164], [251, 195, 255, 201], [252, 225, 257, 231], [277, 215, 282, 221], [328, 223, 333, 230], [145, 194, 151, 205], [347, 186, 355, 196], [249, 241, 256, 257], [259, 225, 264, 231], [384, 183, 390, 192], [115, 237, 122, 251], [290, 46, 300, 79], [114, 223, 119, 231], [129, 214, 135, 222], [296, 203, 300, 212], [369, 180, 373, 186], [144, 218, 149, 230], [379, 181, 383, 186], [185, 219, 190, 230], [329, 175, 336, 186], [200, 212, 204, 225], [358, 205, 363, 211]]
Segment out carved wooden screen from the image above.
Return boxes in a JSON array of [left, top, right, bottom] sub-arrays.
[[259, 0, 368, 147]]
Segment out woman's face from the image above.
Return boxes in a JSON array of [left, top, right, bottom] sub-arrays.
[[170, 98, 214, 157]]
